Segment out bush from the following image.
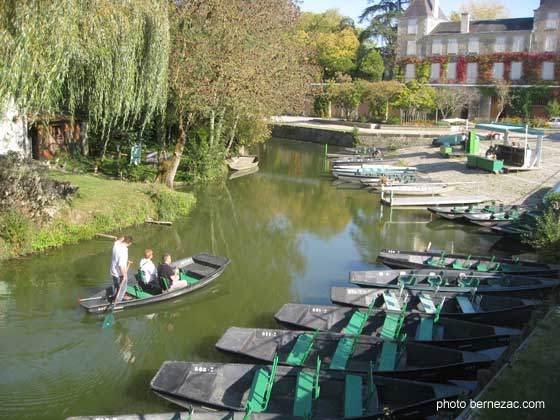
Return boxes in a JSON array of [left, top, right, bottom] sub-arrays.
[[387, 116, 401, 125], [149, 186, 195, 221], [523, 209, 560, 262], [0, 210, 32, 255], [313, 96, 330, 118], [529, 118, 549, 128], [351, 126, 361, 147]]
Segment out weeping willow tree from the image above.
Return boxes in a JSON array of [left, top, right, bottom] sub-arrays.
[[0, 0, 169, 157]]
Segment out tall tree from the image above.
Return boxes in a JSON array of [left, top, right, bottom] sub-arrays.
[[450, 0, 509, 21], [359, 0, 410, 78], [0, 0, 169, 154], [159, 0, 313, 187]]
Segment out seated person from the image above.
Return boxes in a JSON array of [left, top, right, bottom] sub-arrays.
[[158, 253, 189, 290], [138, 249, 160, 294]]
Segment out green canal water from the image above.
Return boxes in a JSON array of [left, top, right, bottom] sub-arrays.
[[0, 138, 515, 419]]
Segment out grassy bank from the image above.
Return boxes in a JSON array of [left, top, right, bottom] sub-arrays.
[[0, 172, 195, 259], [472, 311, 560, 419]]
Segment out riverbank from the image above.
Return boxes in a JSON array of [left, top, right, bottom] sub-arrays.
[[0, 172, 195, 259], [470, 310, 560, 419]]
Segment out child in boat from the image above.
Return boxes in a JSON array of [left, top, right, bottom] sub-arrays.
[[158, 253, 189, 290]]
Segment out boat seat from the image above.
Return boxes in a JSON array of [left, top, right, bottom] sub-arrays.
[[246, 354, 278, 412], [377, 341, 398, 371], [286, 330, 319, 366], [179, 269, 199, 285], [492, 262, 502, 272], [426, 252, 446, 267], [380, 313, 401, 340], [159, 276, 170, 291], [487, 278, 504, 287], [383, 291, 401, 311], [452, 255, 471, 270], [344, 311, 368, 336], [476, 256, 496, 272], [125, 285, 153, 299], [397, 275, 417, 286], [458, 277, 480, 288], [293, 371, 314, 417], [427, 275, 442, 287], [418, 294, 437, 314], [456, 296, 476, 314], [344, 374, 363, 417], [415, 317, 433, 341], [329, 336, 357, 370]]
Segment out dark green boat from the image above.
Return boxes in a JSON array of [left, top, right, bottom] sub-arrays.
[[151, 358, 468, 420], [215, 326, 497, 381]]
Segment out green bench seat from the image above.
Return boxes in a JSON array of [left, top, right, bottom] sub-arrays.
[[377, 341, 398, 371], [418, 294, 437, 314], [329, 336, 356, 370], [286, 330, 319, 366], [415, 317, 433, 341], [292, 357, 321, 417], [456, 296, 476, 314], [452, 255, 471, 270], [344, 374, 363, 417], [246, 354, 278, 413], [426, 252, 446, 267], [381, 313, 401, 340], [344, 311, 368, 335], [476, 256, 496, 272], [427, 275, 443, 287], [458, 277, 480, 288], [179, 269, 199, 285], [125, 285, 153, 299]]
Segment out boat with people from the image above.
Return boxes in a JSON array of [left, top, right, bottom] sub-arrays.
[[330, 287, 543, 325], [226, 155, 259, 171], [377, 249, 559, 277], [274, 303, 519, 351], [349, 269, 558, 298], [78, 253, 230, 314], [150, 358, 468, 419], [215, 326, 497, 380]]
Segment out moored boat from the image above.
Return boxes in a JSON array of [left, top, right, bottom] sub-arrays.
[[427, 204, 514, 220], [349, 269, 558, 298], [79, 253, 230, 314], [330, 287, 543, 325], [376, 183, 454, 196], [226, 155, 259, 171], [215, 326, 496, 380], [377, 249, 559, 277], [151, 359, 468, 419], [274, 303, 519, 350]]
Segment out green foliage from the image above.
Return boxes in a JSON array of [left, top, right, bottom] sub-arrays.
[[547, 100, 560, 117], [149, 186, 195, 221], [523, 209, 560, 262], [363, 80, 401, 120], [0, 1, 169, 137], [332, 82, 366, 120], [177, 127, 227, 183], [0, 210, 31, 255], [393, 81, 436, 114], [387, 116, 401, 124], [355, 47, 385, 81], [313, 96, 331, 117]]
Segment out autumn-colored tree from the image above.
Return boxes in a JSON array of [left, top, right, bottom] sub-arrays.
[[450, 0, 510, 21], [159, 0, 313, 187]]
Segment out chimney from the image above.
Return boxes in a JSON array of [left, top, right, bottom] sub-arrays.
[[461, 13, 470, 33], [433, 0, 439, 19]]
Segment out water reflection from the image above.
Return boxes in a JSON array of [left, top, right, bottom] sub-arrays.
[[0, 138, 507, 420]]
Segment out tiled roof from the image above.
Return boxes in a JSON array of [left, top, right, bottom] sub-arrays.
[[431, 17, 534, 34], [403, 0, 445, 19]]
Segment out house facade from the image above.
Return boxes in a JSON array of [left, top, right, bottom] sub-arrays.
[[396, 0, 560, 119]]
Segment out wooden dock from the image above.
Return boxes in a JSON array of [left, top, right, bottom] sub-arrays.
[[381, 194, 488, 208]]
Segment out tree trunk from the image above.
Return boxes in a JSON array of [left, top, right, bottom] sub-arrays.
[[156, 113, 191, 189], [385, 101, 389, 122], [101, 135, 110, 160], [79, 121, 88, 156], [215, 108, 226, 146], [226, 115, 239, 153]]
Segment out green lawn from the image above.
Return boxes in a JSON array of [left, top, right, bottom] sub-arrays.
[[472, 311, 560, 420]]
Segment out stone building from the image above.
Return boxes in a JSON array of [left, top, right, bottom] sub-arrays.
[[396, 0, 560, 119]]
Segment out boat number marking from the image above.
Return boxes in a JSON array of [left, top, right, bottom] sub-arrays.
[[194, 366, 216, 373], [311, 307, 328, 313], [260, 331, 278, 337], [348, 289, 369, 295]]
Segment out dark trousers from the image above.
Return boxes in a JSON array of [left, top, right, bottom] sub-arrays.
[[111, 276, 124, 301]]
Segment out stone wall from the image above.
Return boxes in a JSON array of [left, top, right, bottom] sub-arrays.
[[270, 124, 434, 149], [0, 98, 30, 159]]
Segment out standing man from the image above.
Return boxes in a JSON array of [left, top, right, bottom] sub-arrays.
[[110, 236, 133, 303]]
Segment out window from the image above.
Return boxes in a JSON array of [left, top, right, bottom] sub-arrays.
[[542, 62, 555, 80], [430, 63, 441, 80], [492, 62, 504, 79], [545, 35, 557, 52], [432, 39, 442, 55], [447, 39, 458, 54], [446, 62, 457, 80], [494, 37, 506, 53], [468, 38, 479, 54], [512, 36, 524, 52], [546, 12, 559, 30], [408, 18, 417, 35], [510, 62, 522, 80], [466, 62, 478, 83], [406, 40, 416, 56], [405, 63, 416, 81]]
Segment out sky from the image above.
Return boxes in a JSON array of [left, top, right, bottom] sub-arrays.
[[299, 0, 541, 25]]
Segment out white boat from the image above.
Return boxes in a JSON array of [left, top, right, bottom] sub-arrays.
[[226, 155, 259, 171], [332, 163, 416, 171], [377, 183, 454, 196]]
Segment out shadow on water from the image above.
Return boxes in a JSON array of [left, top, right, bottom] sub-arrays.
[[0, 138, 523, 420]]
